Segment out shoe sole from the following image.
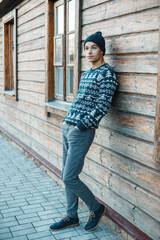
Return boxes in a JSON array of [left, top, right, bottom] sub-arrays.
[[85, 207, 107, 232], [50, 223, 80, 231]]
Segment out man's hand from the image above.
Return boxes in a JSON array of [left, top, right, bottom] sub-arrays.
[[62, 121, 67, 125]]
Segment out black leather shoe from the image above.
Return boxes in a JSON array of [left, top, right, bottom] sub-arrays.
[[85, 204, 107, 231], [50, 216, 79, 231]]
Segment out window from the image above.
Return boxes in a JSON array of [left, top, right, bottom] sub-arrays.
[[3, 8, 17, 100], [54, 0, 75, 102], [45, 0, 81, 112]]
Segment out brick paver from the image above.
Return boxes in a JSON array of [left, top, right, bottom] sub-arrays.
[[0, 134, 122, 240]]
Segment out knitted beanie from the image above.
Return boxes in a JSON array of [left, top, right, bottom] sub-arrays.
[[84, 31, 105, 56]]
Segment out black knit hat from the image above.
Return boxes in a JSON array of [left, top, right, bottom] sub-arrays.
[[84, 31, 105, 56]]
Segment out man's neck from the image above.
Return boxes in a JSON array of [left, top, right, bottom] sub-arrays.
[[91, 59, 105, 70]]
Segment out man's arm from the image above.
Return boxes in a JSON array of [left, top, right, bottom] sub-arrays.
[[77, 70, 118, 131]]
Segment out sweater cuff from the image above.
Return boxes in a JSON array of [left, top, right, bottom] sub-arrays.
[[77, 121, 87, 131]]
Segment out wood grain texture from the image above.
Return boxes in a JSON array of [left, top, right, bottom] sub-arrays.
[[82, 8, 159, 38], [82, 0, 159, 25], [81, 54, 158, 73]]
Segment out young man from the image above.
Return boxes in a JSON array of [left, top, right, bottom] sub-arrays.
[[50, 31, 118, 232]]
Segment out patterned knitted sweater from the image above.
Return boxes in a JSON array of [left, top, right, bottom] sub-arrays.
[[63, 63, 118, 131]]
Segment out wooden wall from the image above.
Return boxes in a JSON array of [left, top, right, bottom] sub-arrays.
[[81, 1, 160, 239], [0, 0, 160, 239]]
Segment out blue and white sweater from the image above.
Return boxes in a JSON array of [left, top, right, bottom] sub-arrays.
[[63, 63, 118, 131]]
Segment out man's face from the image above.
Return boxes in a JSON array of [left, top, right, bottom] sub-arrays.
[[84, 41, 103, 63]]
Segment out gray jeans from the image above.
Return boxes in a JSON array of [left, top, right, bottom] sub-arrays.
[[62, 123, 100, 218]]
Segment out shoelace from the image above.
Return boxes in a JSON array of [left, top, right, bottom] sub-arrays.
[[88, 211, 95, 223]]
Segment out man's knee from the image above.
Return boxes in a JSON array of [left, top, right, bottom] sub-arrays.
[[62, 174, 71, 185], [63, 174, 77, 187]]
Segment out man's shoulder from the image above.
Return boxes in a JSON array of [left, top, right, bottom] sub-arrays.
[[96, 64, 118, 89], [99, 63, 115, 75]]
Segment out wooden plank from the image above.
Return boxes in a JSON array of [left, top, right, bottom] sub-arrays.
[[18, 2, 45, 26], [87, 143, 160, 186], [83, 158, 160, 221], [117, 74, 157, 96], [81, 54, 158, 73], [0, 58, 3, 65], [82, 0, 111, 9], [80, 172, 160, 240], [82, 0, 159, 25], [18, 14, 45, 36], [0, 98, 64, 128], [18, 14, 45, 35], [18, 37, 45, 53], [82, 8, 159, 39], [81, 31, 159, 55], [112, 92, 156, 117], [18, 0, 45, 17], [0, 101, 65, 143], [18, 60, 45, 71], [0, 86, 3, 92], [94, 127, 154, 167], [0, 97, 46, 120], [0, 26, 3, 35], [100, 109, 155, 142], [0, 97, 64, 127], [18, 81, 45, 94], [18, 89, 45, 106], [18, 71, 45, 82], [0, 72, 3, 80], [0, 117, 62, 171], [18, 26, 45, 44], [15, 0, 28, 10], [18, 49, 45, 62], [0, 110, 63, 158]]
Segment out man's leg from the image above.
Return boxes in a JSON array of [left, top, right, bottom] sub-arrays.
[[62, 124, 78, 218], [62, 125, 106, 232], [62, 126, 100, 214]]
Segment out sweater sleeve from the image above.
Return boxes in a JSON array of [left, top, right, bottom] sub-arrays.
[[77, 70, 118, 131]]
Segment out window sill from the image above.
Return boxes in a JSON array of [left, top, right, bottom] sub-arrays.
[[45, 100, 72, 117], [3, 90, 15, 96]]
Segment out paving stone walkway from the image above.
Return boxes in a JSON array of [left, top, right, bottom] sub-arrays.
[[0, 134, 122, 240]]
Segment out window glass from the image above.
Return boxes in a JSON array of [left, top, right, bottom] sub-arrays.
[[68, 0, 75, 32], [55, 37, 62, 63], [56, 4, 64, 35], [67, 67, 73, 94], [55, 67, 63, 95], [67, 33, 75, 63]]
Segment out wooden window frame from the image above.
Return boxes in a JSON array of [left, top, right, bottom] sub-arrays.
[[53, 0, 65, 101], [45, 0, 81, 115], [3, 8, 18, 101]]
